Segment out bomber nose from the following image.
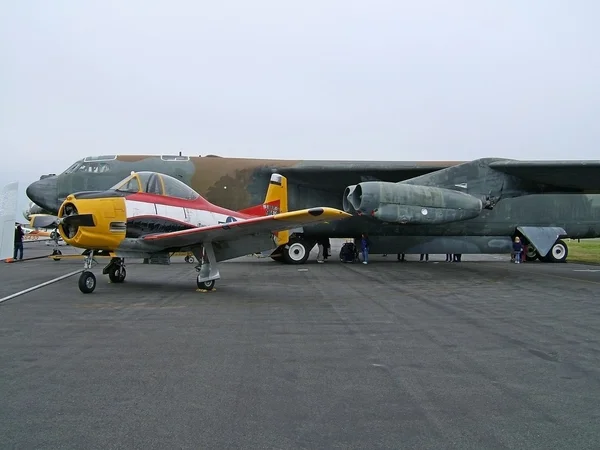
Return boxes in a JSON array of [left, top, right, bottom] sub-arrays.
[[26, 176, 60, 213]]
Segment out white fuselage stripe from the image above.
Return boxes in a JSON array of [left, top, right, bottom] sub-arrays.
[[124, 200, 246, 227]]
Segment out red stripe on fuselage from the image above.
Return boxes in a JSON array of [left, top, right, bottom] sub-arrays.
[[125, 192, 256, 219]]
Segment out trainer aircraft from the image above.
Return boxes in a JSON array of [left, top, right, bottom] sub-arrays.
[[31, 171, 350, 293], [26, 154, 600, 265]]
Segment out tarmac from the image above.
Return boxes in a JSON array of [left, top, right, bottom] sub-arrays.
[[1, 241, 600, 449]]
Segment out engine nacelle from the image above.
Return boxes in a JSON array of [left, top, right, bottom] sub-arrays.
[[342, 182, 483, 225]]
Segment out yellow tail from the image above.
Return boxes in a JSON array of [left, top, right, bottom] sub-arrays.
[[237, 173, 289, 246], [265, 174, 289, 246]]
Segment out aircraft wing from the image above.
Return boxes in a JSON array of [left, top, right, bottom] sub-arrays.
[[489, 160, 600, 191], [140, 207, 351, 249]]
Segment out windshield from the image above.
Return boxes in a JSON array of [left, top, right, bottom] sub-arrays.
[[111, 174, 141, 193], [109, 172, 199, 200]]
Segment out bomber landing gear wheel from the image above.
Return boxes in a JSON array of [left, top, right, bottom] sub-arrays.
[[78, 271, 96, 293], [197, 278, 215, 290], [525, 245, 539, 261], [283, 239, 313, 264], [184, 255, 195, 264], [547, 239, 568, 263], [108, 265, 126, 283]]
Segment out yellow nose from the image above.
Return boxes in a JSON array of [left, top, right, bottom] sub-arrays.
[[58, 195, 127, 251]]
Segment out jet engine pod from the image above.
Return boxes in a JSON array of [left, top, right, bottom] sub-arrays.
[[343, 181, 483, 224], [342, 185, 358, 213]]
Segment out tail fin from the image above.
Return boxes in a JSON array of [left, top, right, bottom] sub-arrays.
[[237, 173, 289, 246], [0, 181, 19, 261]]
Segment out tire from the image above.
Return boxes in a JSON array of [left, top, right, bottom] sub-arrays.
[[197, 278, 215, 290], [525, 245, 539, 261], [108, 265, 126, 283], [282, 239, 313, 265], [546, 239, 568, 263], [78, 271, 96, 293]]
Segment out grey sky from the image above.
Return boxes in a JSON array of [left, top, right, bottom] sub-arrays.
[[1, 0, 600, 218]]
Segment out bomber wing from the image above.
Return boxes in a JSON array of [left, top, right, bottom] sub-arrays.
[[140, 207, 350, 250], [276, 161, 463, 188], [489, 160, 600, 191]]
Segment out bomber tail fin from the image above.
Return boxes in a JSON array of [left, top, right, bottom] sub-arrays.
[[0, 181, 19, 262], [237, 173, 290, 246]]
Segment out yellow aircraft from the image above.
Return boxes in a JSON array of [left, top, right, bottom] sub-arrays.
[[41, 171, 350, 293]]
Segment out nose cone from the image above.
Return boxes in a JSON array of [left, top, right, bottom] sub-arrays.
[[26, 177, 60, 213]]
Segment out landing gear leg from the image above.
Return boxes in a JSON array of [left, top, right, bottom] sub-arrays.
[[51, 228, 62, 261], [193, 242, 220, 290], [78, 250, 97, 293], [103, 257, 127, 283]]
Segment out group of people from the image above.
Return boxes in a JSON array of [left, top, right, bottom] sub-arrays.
[[357, 233, 463, 264]]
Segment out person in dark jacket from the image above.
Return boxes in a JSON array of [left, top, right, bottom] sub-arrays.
[[14, 225, 24, 260], [360, 233, 370, 264], [513, 237, 523, 263]]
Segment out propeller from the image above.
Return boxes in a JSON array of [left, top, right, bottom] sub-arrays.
[[61, 214, 95, 227], [30, 214, 59, 229]]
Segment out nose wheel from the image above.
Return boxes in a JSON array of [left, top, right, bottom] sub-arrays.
[[79, 271, 97, 293]]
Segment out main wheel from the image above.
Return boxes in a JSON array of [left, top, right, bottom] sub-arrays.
[[78, 271, 96, 293], [525, 245, 539, 261], [282, 239, 313, 264], [545, 239, 568, 263], [108, 265, 126, 283], [197, 278, 215, 290]]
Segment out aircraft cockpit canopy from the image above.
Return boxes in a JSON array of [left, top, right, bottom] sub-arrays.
[[111, 171, 200, 200]]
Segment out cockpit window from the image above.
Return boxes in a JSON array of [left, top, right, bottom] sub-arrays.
[[112, 174, 140, 193], [63, 161, 111, 174], [110, 172, 199, 200]]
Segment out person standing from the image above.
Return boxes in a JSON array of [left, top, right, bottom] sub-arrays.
[[512, 237, 523, 264], [14, 224, 24, 260], [360, 233, 370, 264], [316, 239, 325, 263]]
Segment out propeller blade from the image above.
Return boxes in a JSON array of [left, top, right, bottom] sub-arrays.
[[61, 214, 95, 227], [30, 214, 59, 229]]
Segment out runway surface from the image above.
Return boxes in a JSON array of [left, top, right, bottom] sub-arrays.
[[1, 244, 600, 449]]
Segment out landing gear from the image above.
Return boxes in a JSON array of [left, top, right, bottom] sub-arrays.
[[102, 257, 127, 283], [51, 228, 62, 260], [541, 239, 568, 263], [525, 245, 539, 261], [78, 271, 96, 294], [193, 242, 220, 290], [78, 250, 98, 293], [184, 255, 195, 264], [281, 238, 314, 264]]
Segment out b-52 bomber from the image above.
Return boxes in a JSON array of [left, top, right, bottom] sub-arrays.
[[26, 154, 600, 264], [32, 171, 350, 293]]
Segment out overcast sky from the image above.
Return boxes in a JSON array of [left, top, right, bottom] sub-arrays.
[[1, 0, 600, 217]]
